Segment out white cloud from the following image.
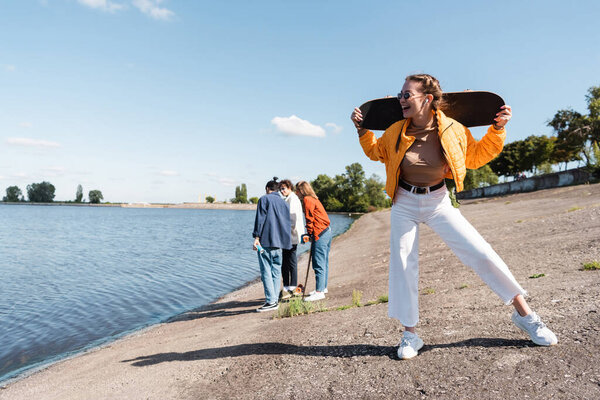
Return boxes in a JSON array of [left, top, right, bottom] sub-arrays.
[[219, 178, 237, 187], [325, 122, 343, 134], [44, 166, 66, 172], [77, 0, 124, 13], [132, 0, 174, 20], [19, 122, 33, 128], [271, 115, 326, 138], [81, 0, 124, 12], [43, 166, 66, 177], [6, 137, 61, 148], [3, 65, 16, 72], [12, 172, 28, 178], [158, 170, 179, 176]]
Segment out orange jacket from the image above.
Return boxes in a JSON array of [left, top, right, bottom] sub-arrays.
[[359, 109, 506, 202], [302, 196, 330, 241]]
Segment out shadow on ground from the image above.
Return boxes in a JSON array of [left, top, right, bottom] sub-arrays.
[[167, 299, 265, 322], [123, 338, 531, 367]]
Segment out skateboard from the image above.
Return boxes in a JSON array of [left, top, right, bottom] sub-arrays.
[[359, 91, 505, 130]]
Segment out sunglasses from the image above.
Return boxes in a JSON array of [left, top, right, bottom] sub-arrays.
[[397, 91, 425, 100]]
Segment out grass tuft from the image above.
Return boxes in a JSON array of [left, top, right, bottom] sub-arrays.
[[529, 273, 546, 279], [276, 292, 389, 319], [276, 297, 314, 318], [568, 206, 582, 212], [424, 288, 435, 295], [458, 284, 469, 289], [352, 289, 363, 307], [582, 261, 600, 271]]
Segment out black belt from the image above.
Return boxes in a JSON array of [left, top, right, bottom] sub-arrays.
[[399, 179, 445, 195], [317, 226, 330, 237]]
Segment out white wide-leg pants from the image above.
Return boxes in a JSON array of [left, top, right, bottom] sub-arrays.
[[388, 186, 526, 327]]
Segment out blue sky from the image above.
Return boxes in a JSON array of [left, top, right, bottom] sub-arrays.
[[1, 0, 599, 203]]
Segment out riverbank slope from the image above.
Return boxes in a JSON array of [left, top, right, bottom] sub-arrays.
[[2, 184, 599, 399]]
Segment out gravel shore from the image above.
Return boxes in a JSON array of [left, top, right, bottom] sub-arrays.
[[2, 183, 599, 400]]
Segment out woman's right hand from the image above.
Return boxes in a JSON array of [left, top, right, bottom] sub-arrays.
[[351, 107, 363, 128]]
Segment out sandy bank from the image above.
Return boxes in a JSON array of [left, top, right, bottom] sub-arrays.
[[2, 184, 599, 399]]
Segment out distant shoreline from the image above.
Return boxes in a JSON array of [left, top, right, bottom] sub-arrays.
[[0, 202, 257, 210]]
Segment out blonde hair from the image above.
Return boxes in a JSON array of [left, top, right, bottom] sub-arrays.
[[405, 73, 445, 110], [295, 181, 318, 199]]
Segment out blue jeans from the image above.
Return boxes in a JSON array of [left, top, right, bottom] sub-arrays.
[[311, 227, 332, 292], [257, 247, 282, 304]]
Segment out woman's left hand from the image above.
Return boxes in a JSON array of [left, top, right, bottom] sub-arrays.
[[494, 105, 512, 129]]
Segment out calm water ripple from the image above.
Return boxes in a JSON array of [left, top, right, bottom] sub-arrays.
[[0, 205, 355, 383]]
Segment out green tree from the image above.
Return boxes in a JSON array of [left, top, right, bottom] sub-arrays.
[[75, 184, 83, 203], [490, 141, 520, 177], [27, 181, 56, 202], [88, 190, 103, 204], [537, 162, 554, 175], [249, 196, 259, 204], [526, 135, 555, 174], [585, 86, 600, 144], [232, 183, 248, 203], [311, 174, 337, 209], [364, 174, 389, 208], [205, 196, 215, 203], [548, 109, 586, 168], [310, 163, 389, 212], [3, 186, 22, 202], [463, 165, 499, 190]]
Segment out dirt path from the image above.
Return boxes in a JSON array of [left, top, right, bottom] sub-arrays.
[[2, 184, 599, 400]]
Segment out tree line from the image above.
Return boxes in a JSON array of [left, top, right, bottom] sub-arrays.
[[2, 182, 104, 204], [488, 85, 600, 179]]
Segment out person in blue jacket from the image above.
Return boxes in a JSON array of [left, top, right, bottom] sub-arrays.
[[252, 177, 292, 312]]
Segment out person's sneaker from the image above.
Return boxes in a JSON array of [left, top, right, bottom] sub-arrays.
[[280, 290, 292, 301], [397, 331, 424, 360], [512, 311, 558, 346], [308, 288, 328, 295], [304, 291, 326, 302], [256, 302, 278, 312]]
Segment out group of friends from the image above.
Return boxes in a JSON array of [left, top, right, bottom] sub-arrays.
[[252, 178, 332, 312], [252, 73, 558, 360]]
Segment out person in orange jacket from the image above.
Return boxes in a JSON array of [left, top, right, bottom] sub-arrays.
[[351, 73, 557, 359], [295, 180, 331, 302]]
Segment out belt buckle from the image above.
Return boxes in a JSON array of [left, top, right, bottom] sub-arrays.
[[411, 186, 429, 195]]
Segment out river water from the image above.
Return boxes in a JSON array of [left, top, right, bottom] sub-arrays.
[[0, 205, 355, 384]]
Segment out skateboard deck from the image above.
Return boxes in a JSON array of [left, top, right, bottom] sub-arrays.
[[359, 91, 505, 130]]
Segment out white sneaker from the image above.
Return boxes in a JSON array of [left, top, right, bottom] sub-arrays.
[[308, 288, 328, 295], [512, 311, 558, 346], [304, 291, 326, 302], [397, 331, 424, 360]]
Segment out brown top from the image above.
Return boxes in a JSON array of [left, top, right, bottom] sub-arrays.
[[400, 120, 447, 187]]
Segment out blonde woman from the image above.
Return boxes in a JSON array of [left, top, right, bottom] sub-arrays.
[[351, 73, 557, 359], [295, 181, 331, 302]]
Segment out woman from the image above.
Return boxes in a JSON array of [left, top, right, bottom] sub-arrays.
[[252, 177, 292, 312], [295, 181, 331, 302], [279, 179, 306, 298], [351, 74, 557, 359]]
